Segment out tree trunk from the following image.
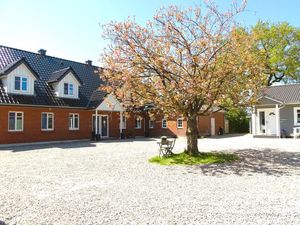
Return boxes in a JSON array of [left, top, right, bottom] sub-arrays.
[[185, 114, 199, 155]]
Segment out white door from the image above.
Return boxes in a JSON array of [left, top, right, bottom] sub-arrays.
[[265, 109, 276, 135], [211, 118, 215, 136]]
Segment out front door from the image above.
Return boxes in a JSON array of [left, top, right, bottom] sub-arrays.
[[266, 109, 276, 135], [258, 109, 276, 135], [101, 115, 108, 137], [92, 115, 109, 138]]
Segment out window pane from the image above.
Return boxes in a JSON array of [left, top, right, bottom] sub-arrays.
[[21, 77, 27, 91], [15, 77, 20, 90], [48, 114, 53, 129], [177, 119, 183, 128], [69, 84, 74, 95], [41, 113, 47, 129], [297, 110, 300, 123], [162, 119, 167, 128], [149, 120, 154, 128], [9, 112, 15, 130], [64, 83, 69, 95], [74, 115, 79, 128], [69, 115, 73, 128], [16, 115, 23, 130]]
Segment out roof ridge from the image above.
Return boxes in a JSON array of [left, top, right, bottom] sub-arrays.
[[0, 44, 100, 69], [267, 83, 300, 88], [52, 67, 71, 73]]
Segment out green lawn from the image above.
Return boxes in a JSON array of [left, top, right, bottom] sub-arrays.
[[149, 152, 239, 166]]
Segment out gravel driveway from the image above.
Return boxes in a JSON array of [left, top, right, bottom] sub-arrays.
[[0, 134, 300, 225]]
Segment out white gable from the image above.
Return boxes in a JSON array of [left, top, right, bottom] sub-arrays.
[[52, 72, 81, 99], [0, 62, 37, 95], [97, 94, 124, 112]]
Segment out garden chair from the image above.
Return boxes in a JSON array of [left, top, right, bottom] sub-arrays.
[[157, 136, 176, 157]]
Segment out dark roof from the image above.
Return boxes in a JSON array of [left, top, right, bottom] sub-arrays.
[[87, 90, 107, 108], [0, 45, 105, 108], [261, 84, 300, 104], [0, 57, 39, 79], [48, 67, 83, 85]]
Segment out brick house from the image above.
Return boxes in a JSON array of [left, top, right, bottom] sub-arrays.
[[0, 45, 227, 145]]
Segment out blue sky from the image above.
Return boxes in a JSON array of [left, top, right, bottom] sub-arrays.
[[0, 0, 299, 66]]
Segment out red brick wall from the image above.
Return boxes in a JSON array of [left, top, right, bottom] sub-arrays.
[[198, 112, 225, 136], [0, 106, 122, 144], [146, 112, 225, 137], [0, 105, 226, 144]]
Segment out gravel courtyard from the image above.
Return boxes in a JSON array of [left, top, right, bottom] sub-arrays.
[[0, 135, 300, 225]]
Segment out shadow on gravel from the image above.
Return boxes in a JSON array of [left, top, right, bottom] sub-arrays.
[[0, 138, 158, 152], [0, 141, 97, 152], [187, 148, 300, 176], [0, 221, 7, 225], [205, 133, 249, 139]]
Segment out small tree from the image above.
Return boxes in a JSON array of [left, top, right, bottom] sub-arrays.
[[100, 0, 265, 155], [251, 21, 300, 85]]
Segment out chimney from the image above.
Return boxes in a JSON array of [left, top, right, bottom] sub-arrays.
[[38, 49, 47, 56], [86, 60, 92, 66]]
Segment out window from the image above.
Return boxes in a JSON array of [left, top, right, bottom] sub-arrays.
[[121, 115, 126, 129], [14, 76, 27, 91], [69, 113, 79, 130], [162, 119, 167, 128], [41, 113, 54, 131], [177, 118, 183, 128], [294, 107, 300, 125], [8, 112, 23, 131], [64, 83, 74, 96], [135, 117, 142, 129], [149, 120, 155, 129]]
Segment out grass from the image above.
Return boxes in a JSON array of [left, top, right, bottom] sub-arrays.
[[149, 152, 239, 166]]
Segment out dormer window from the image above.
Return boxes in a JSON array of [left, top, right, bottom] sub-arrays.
[[64, 83, 74, 96], [48, 67, 82, 99], [0, 58, 39, 95], [15, 76, 28, 91]]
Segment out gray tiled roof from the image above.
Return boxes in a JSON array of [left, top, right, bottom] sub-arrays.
[[262, 84, 300, 104], [0, 45, 105, 108], [48, 67, 83, 85]]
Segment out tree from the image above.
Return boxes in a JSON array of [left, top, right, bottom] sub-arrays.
[[251, 21, 300, 86], [100, 0, 265, 155]]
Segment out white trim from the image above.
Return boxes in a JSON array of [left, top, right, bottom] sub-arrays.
[[257, 95, 283, 104], [69, 113, 80, 130], [293, 107, 300, 126], [162, 119, 167, 129], [275, 104, 280, 137], [41, 112, 54, 131], [8, 111, 24, 132], [177, 118, 183, 129]]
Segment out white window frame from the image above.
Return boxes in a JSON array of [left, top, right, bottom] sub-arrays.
[[8, 111, 24, 132], [135, 117, 142, 129], [177, 118, 183, 129], [14, 76, 28, 92], [293, 107, 300, 126], [122, 115, 126, 129], [162, 119, 167, 129], [64, 83, 74, 96], [149, 120, 155, 129], [41, 112, 54, 131], [69, 113, 80, 130]]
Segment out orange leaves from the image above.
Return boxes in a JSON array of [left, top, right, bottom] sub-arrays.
[[99, 1, 265, 116]]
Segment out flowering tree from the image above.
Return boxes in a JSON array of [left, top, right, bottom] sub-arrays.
[[100, 0, 265, 155]]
